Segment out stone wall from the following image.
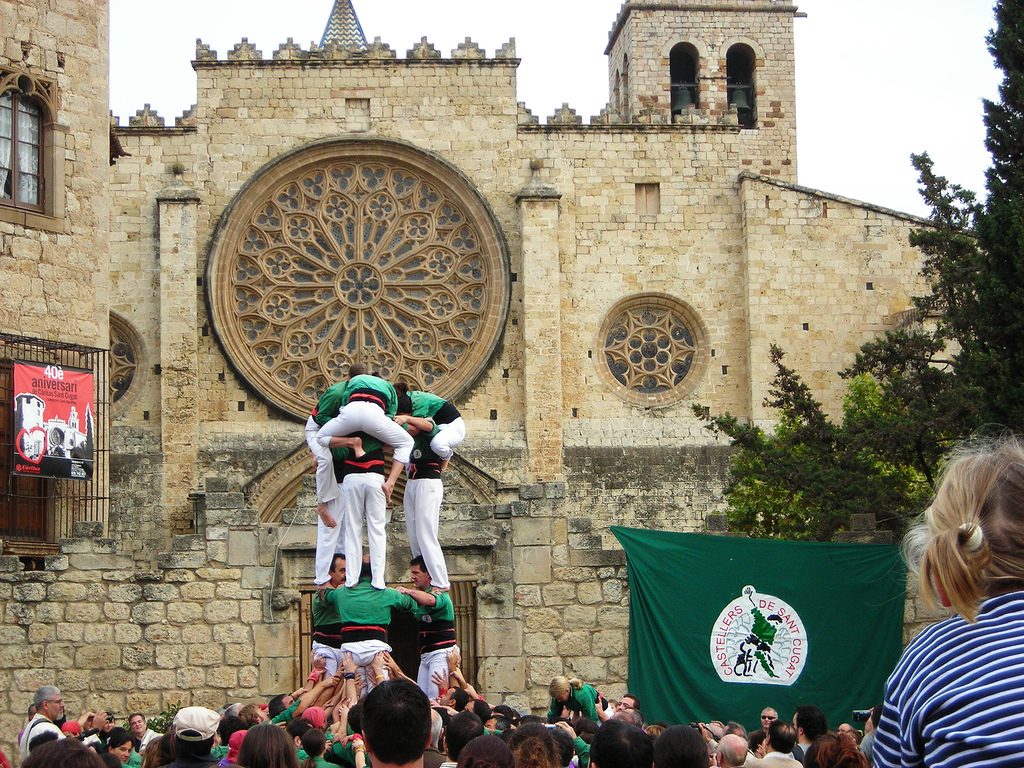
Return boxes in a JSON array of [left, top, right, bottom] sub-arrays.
[[0, 519, 289, 763], [0, 0, 110, 349], [0, 486, 942, 761], [740, 174, 932, 423]]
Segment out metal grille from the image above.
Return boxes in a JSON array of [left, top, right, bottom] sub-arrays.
[[0, 331, 109, 553], [298, 585, 317, 685], [451, 580, 479, 685]]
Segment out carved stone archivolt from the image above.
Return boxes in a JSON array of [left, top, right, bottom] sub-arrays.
[[207, 138, 510, 420], [596, 293, 709, 406]]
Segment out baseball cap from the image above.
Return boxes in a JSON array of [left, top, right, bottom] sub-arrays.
[[172, 707, 220, 741]]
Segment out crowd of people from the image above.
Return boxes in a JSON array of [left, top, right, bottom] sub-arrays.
[[12, 670, 877, 768]]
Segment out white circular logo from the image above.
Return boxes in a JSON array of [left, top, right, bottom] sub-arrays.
[[710, 585, 807, 686]]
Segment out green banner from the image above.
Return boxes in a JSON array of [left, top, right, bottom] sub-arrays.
[[610, 527, 906, 732]]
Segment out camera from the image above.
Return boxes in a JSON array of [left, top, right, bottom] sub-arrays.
[[852, 709, 872, 722]]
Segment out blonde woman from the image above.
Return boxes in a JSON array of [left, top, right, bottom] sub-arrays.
[[547, 677, 606, 723], [874, 439, 1024, 767]]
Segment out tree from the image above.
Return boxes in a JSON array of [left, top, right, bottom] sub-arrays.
[[841, 325, 981, 489], [965, 0, 1024, 428], [695, 346, 930, 541]]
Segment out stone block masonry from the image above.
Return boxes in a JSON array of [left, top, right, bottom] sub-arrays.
[[0, 0, 110, 350], [0, 521, 289, 762]]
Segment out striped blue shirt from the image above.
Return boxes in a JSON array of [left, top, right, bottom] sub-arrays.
[[874, 591, 1024, 768]]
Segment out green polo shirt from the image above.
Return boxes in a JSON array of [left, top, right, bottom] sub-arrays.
[[409, 391, 447, 419], [325, 577, 418, 626], [415, 588, 454, 624], [342, 375, 399, 418]]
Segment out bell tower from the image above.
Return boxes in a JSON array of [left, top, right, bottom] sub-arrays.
[[605, 0, 801, 179]]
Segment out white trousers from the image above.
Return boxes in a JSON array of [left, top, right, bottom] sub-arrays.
[[417, 644, 459, 700], [343, 473, 387, 589], [430, 416, 466, 460], [315, 401, 415, 464], [305, 415, 341, 504], [311, 641, 344, 677], [404, 478, 449, 589], [314, 499, 347, 585], [342, 639, 392, 693], [307, 416, 347, 585]]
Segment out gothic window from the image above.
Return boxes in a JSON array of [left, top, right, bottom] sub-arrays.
[[597, 293, 709, 406], [613, 69, 621, 116], [0, 69, 55, 212], [726, 45, 756, 129], [206, 139, 510, 420], [670, 43, 700, 114]]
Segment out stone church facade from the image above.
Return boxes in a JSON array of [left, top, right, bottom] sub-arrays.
[[0, 0, 940, 752]]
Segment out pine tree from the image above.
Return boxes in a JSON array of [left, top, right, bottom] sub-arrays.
[[695, 346, 930, 541], [967, 0, 1024, 427]]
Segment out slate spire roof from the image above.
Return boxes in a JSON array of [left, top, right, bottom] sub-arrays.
[[320, 0, 367, 49]]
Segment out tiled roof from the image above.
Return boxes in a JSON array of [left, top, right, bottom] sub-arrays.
[[320, 0, 367, 49]]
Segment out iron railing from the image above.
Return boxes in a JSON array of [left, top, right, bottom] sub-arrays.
[[0, 331, 109, 554]]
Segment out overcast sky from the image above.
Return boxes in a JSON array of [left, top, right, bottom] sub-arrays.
[[109, 0, 1000, 217]]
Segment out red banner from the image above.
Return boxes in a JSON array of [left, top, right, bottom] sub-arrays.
[[13, 362, 94, 480]]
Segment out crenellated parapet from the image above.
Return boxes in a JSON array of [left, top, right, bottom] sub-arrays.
[[190, 36, 519, 66], [227, 37, 262, 61], [547, 103, 583, 126], [451, 37, 485, 60], [518, 102, 539, 126], [113, 103, 197, 134], [406, 37, 441, 59], [195, 39, 217, 62], [272, 38, 308, 61], [364, 37, 397, 59], [175, 105, 197, 128], [512, 99, 744, 129], [127, 103, 164, 128]]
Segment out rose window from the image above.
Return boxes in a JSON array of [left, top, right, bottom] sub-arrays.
[[597, 293, 709, 406], [206, 139, 509, 420], [109, 312, 144, 411]]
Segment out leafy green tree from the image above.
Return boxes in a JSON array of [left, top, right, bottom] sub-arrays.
[[841, 326, 981, 488], [696, 346, 930, 541]]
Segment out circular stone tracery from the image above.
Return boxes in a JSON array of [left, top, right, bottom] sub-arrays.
[[207, 139, 510, 420], [596, 293, 709, 406], [109, 312, 146, 414]]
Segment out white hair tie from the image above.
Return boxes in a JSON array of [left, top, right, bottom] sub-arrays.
[[958, 522, 985, 552]]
